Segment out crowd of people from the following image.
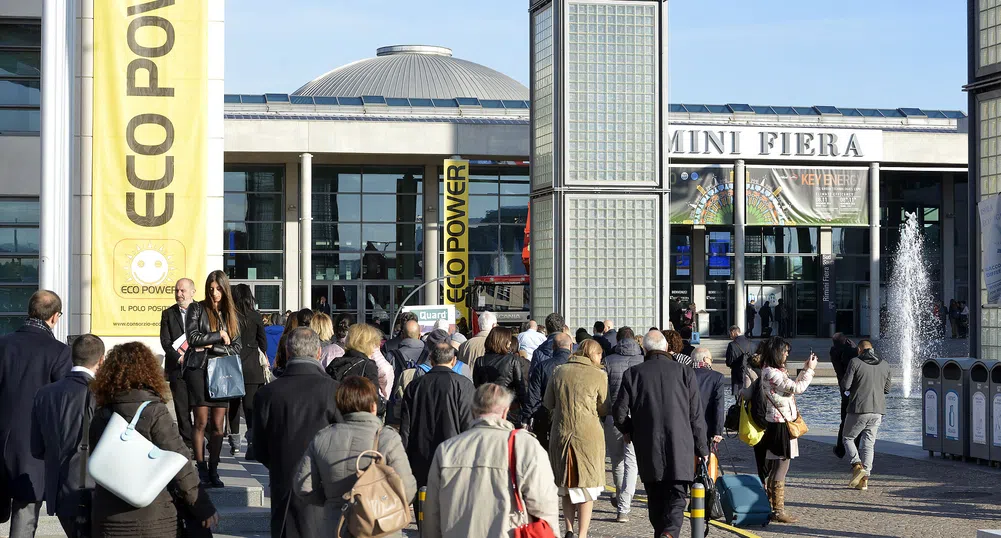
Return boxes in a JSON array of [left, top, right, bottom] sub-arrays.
[[0, 275, 899, 538]]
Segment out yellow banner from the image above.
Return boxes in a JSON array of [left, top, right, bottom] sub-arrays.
[[443, 159, 470, 323], [92, 0, 208, 335]]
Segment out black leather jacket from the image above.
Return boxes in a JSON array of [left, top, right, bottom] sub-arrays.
[[183, 301, 242, 370]]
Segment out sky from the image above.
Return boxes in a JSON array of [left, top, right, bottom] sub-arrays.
[[225, 0, 968, 111]]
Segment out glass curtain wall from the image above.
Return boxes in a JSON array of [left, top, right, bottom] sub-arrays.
[[0, 21, 41, 133], [438, 166, 530, 281], [745, 227, 819, 336], [224, 166, 285, 312], [833, 228, 870, 335], [312, 166, 423, 334], [0, 199, 38, 333]]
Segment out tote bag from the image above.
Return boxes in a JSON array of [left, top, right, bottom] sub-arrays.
[[88, 401, 188, 508], [207, 355, 246, 399]]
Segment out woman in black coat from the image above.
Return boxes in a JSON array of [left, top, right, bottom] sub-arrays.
[[471, 326, 529, 426], [90, 342, 217, 537], [184, 270, 242, 488], [228, 284, 268, 459]]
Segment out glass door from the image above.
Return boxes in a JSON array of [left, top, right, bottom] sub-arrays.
[[746, 284, 792, 338], [231, 280, 283, 314], [312, 283, 361, 321]]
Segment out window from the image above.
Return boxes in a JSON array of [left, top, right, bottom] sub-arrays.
[[224, 166, 284, 286], [981, 0, 1001, 68], [314, 166, 424, 282], [439, 167, 529, 280], [744, 227, 818, 281], [0, 21, 41, 133], [0, 198, 39, 333]]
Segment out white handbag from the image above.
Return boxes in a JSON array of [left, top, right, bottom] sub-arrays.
[[88, 400, 188, 508]]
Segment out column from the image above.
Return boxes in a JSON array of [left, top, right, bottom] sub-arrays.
[[820, 227, 834, 337], [423, 162, 440, 305], [869, 163, 881, 340], [299, 153, 312, 310], [284, 159, 300, 310], [942, 172, 956, 304], [734, 160, 746, 331], [40, 0, 76, 341], [692, 226, 706, 328], [73, 0, 94, 335]]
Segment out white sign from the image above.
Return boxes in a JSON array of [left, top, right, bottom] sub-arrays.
[[973, 391, 987, 445], [667, 126, 884, 162], [979, 195, 1001, 305], [993, 394, 1001, 447], [945, 391, 960, 441], [925, 389, 938, 437], [402, 305, 456, 334]]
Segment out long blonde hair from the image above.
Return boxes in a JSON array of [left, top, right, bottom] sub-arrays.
[[572, 339, 604, 367]]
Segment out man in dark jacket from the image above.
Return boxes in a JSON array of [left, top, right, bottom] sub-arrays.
[[724, 325, 753, 397], [614, 330, 708, 538], [840, 340, 892, 491], [400, 343, 474, 487], [159, 278, 196, 449], [382, 311, 418, 355], [831, 333, 860, 458], [30, 334, 103, 537], [523, 332, 573, 449], [0, 290, 72, 534], [692, 348, 726, 447], [529, 312, 565, 365], [252, 327, 342, 538], [603, 327, 643, 522]]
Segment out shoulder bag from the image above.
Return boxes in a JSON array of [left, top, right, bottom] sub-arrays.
[[508, 429, 556, 538], [88, 401, 188, 508], [207, 354, 246, 399], [762, 384, 809, 439], [336, 428, 411, 537]]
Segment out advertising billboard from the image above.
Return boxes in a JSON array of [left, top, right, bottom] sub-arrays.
[[443, 159, 470, 322], [746, 167, 869, 226], [668, 166, 734, 224]]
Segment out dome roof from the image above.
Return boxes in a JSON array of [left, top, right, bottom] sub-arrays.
[[292, 45, 528, 101]]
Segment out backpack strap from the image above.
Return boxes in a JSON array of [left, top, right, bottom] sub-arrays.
[[123, 401, 152, 440], [373, 427, 383, 452], [418, 363, 432, 373], [507, 429, 525, 514], [451, 362, 464, 375]]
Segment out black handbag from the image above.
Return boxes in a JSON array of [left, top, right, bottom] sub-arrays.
[[724, 403, 740, 431]]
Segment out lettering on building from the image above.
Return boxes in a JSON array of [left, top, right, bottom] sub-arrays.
[[669, 129, 867, 159]]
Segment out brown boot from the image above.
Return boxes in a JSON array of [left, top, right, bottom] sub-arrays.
[[764, 476, 775, 512], [849, 463, 865, 488], [771, 481, 799, 524], [856, 475, 868, 491]]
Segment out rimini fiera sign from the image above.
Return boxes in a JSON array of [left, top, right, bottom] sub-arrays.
[[92, 0, 209, 335], [668, 126, 884, 161]]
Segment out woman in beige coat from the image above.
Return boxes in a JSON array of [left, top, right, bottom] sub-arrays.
[[543, 339, 608, 538]]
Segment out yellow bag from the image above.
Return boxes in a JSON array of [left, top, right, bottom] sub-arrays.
[[738, 399, 765, 446]]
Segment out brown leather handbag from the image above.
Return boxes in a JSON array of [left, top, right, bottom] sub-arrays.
[[336, 428, 411, 537], [763, 389, 809, 439]]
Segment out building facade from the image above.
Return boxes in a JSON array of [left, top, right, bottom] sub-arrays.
[[0, 3, 971, 349]]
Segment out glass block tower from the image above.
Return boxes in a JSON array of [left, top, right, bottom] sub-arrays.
[[529, 0, 669, 330], [967, 0, 1001, 359]]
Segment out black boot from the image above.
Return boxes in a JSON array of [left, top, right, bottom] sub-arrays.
[[207, 436, 225, 488], [196, 461, 210, 486], [208, 464, 225, 488]]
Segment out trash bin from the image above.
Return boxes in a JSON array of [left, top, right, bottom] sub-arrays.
[[990, 362, 1001, 467], [942, 358, 977, 459], [922, 359, 945, 457], [970, 361, 992, 463]]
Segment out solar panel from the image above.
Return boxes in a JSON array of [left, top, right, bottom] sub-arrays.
[[815, 106, 841, 115], [502, 100, 530, 109], [385, 98, 411, 106], [224, 95, 241, 104], [771, 106, 796, 115], [878, 109, 904, 118], [481, 100, 504, 108], [265, 93, 289, 103], [898, 108, 926, 117], [432, 99, 459, 107], [793, 107, 818, 115], [290, 96, 314, 105], [925, 110, 948, 118], [361, 96, 386, 104], [751, 106, 775, 114], [456, 97, 480, 106], [841, 108, 863, 116], [240, 94, 265, 104], [409, 98, 434, 107], [337, 97, 364, 106], [942, 111, 966, 118], [705, 105, 729, 114], [313, 97, 338, 105], [668, 104, 687, 113], [727, 104, 753, 113], [858, 108, 882, 117], [683, 104, 710, 113]]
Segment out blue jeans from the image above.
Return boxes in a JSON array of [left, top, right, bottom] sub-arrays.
[[843, 413, 882, 474], [604, 418, 637, 514]]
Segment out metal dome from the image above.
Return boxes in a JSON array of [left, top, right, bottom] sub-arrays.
[[292, 45, 528, 101]]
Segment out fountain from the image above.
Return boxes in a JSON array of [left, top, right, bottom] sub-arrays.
[[887, 212, 940, 398]]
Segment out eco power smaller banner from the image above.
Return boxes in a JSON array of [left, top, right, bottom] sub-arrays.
[[92, 0, 209, 335], [444, 159, 470, 322], [978, 194, 1001, 305], [746, 168, 869, 226]]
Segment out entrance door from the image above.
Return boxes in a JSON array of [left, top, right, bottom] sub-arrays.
[[311, 282, 421, 335], [746, 284, 795, 337]]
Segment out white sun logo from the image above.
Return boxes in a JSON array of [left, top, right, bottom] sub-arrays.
[[124, 243, 174, 286]]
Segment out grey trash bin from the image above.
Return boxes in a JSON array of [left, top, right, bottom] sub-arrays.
[[922, 359, 945, 457], [990, 363, 1001, 467], [970, 361, 992, 463], [942, 358, 976, 459]]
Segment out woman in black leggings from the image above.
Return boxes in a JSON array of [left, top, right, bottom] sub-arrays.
[[228, 284, 268, 460]]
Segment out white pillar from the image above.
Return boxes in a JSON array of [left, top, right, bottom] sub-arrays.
[[869, 163, 881, 340], [423, 162, 440, 305], [734, 160, 746, 332], [299, 153, 313, 310], [41, 0, 76, 341], [942, 172, 956, 304]]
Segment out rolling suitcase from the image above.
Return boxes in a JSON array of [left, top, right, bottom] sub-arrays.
[[715, 473, 770, 527]]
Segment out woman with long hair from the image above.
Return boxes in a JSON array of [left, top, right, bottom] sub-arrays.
[[275, 309, 314, 373], [228, 284, 267, 459], [184, 270, 242, 487], [739, 341, 771, 485], [472, 326, 529, 426], [758, 337, 816, 524], [91, 342, 218, 536], [325, 323, 381, 390], [310, 312, 335, 347], [319, 313, 353, 369], [543, 339, 608, 538]]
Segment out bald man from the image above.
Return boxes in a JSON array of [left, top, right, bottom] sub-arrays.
[[160, 277, 196, 448]]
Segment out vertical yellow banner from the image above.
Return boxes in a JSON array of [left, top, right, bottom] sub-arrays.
[[443, 159, 470, 323], [92, 0, 209, 335]]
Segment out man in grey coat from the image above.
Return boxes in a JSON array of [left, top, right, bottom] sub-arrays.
[[840, 339, 892, 491]]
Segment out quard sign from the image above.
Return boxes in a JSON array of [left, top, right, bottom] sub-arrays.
[[668, 126, 883, 162]]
